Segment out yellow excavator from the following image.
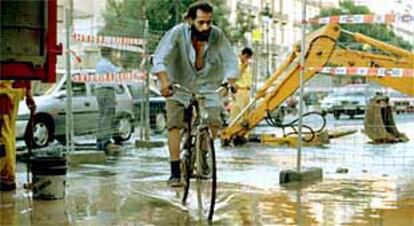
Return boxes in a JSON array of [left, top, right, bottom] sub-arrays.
[[221, 24, 414, 145]]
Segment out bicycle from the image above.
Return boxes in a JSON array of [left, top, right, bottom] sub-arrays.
[[173, 84, 225, 222]]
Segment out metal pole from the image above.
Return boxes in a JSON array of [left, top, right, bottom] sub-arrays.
[[252, 42, 259, 99], [297, 0, 307, 172], [266, 23, 270, 78], [175, 0, 180, 25], [296, 189, 303, 226], [144, 19, 150, 140], [139, 86, 145, 140], [65, 7, 74, 153]]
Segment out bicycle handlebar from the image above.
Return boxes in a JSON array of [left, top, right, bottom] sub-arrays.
[[172, 84, 226, 96]]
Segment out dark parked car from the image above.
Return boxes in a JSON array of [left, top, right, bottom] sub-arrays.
[[127, 83, 167, 133]]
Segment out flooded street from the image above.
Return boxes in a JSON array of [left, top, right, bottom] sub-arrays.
[[1, 114, 414, 225]]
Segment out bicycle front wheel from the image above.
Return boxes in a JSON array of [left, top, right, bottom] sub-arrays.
[[195, 128, 217, 222], [181, 128, 193, 206]]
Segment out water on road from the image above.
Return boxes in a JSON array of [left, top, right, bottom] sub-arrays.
[[1, 114, 413, 225]]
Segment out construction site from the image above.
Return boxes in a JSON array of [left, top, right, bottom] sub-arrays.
[[1, 0, 413, 225]]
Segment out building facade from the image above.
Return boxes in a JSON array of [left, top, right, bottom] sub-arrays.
[[226, 0, 340, 80], [57, 0, 107, 69]]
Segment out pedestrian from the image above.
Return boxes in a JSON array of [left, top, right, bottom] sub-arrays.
[[0, 80, 35, 191], [95, 47, 121, 154], [229, 47, 253, 126], [152, 1, 239, 187]]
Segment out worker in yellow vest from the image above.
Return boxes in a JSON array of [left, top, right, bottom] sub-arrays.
[[0, 80, 35, 191], [230, 47, 253, 130]]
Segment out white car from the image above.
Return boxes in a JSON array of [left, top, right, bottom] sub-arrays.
[[16, 70, 135, 148]]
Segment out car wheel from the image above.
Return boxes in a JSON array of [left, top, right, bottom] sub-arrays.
[[154, 112, 167, 133], [55, 135, 67, 145], [30, 116, 53, 148], [113, 114, 133, 143]]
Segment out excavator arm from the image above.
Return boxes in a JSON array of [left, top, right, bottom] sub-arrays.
[[221, 24, 414, 143]]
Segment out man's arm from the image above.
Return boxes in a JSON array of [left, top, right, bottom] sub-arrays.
[[218, 31, 239, 83], [218, 31, 239, 92], [109, 63, 121, 74], [11, 80, 36, 111], [152, 28, 178, 97], [25, 87, 36, 112], [157, 72, 173, 97]]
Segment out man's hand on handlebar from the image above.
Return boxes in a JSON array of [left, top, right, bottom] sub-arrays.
[[161, 84, 173, 97], [156, 72, 173, 97], [220, 81, 237, 95]]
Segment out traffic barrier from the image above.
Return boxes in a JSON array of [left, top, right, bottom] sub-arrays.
[[72, 33, 145, 46], [72, 71, 147, 84], [308, 67, 414, 77], [307, 14, 414, 24]]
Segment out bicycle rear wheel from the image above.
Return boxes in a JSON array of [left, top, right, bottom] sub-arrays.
[[195, 128, 217, 222]]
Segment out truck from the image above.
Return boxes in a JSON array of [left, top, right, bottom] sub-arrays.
[[1, 0, 62, 82]]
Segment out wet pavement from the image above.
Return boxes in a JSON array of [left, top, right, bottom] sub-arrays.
[[1, 114, 414, 225]]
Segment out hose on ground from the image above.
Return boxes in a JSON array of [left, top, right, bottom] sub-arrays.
[[266, 110, 327, 142]]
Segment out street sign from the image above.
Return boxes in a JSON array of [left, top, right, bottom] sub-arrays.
[[252, 28, 262, 43]]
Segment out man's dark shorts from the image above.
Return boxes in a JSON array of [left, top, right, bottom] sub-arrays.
[[166, 99, 222, 129]]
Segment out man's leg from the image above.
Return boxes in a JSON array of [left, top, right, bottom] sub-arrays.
[[200, 107, 223, 149], [206, 106, 223, 140], [166, 100, 185, 187], [96, 88, 107, 150], [167, 127, 181, 186], [196, 107, 222, 177], [96, 88, 117, 151], [0, 91, 22, 191], [238, 89, 251, 139], [168, 128, 181, 161], [230, 89, 250, 124]]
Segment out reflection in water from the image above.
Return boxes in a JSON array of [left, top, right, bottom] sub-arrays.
[[296, 189, 303, 226], [5, 166, 414, 225], [8, 117, 414, 226], [0, 189, 70, 226], [0, 191, 17, 225], [31, 199, 70, 225]]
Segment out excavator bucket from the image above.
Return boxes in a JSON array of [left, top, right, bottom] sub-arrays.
[[364, 95, 409, 143]]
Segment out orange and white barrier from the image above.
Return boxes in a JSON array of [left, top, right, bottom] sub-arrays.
[[72, 33, 145, 46], [309, 67, 414, 77], [307, 14, 414, 24], [72, 71, 147, 84]]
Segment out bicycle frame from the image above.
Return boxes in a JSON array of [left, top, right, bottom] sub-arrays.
[[174, 84, 222, 222]]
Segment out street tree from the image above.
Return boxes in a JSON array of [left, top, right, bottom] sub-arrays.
[[312, 0, 412, 85], [99, 0, 234, 68], [228, 5, 256, 46]]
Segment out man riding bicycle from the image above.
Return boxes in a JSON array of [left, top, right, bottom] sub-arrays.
[[152, 1, 239, 187]]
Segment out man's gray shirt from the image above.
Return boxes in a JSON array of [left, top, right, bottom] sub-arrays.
[[152, 23, 239, 107], [95, 58, 121, 89]]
